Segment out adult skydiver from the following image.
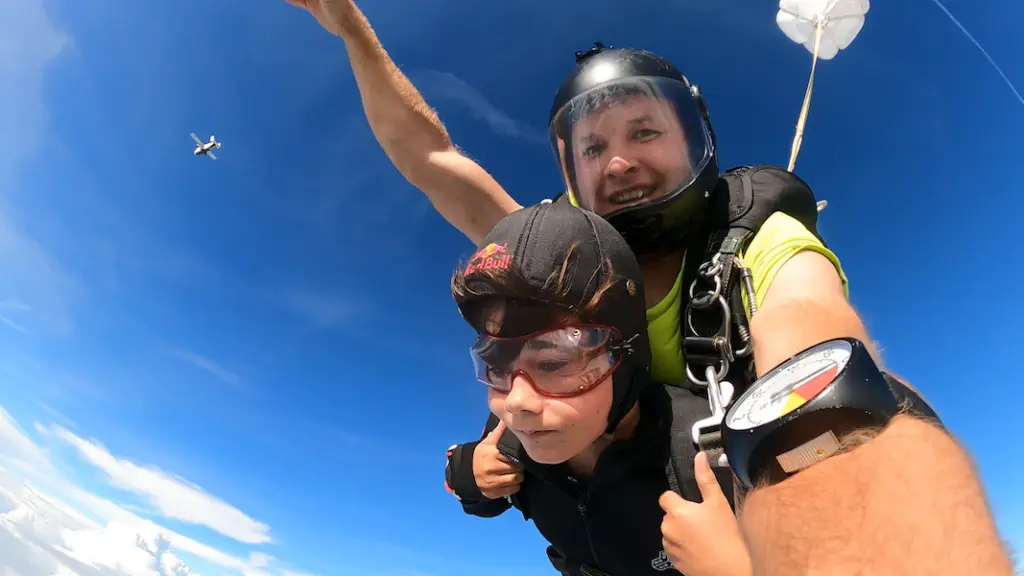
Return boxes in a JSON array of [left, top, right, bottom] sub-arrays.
[[279, 0, 859, 391], [279, 0, 1008, 574]]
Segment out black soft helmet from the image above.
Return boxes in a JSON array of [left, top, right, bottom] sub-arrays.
[[548, 42, 720, 257]]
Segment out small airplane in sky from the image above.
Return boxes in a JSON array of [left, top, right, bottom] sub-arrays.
[[191, 133, 221, 160], [817, 200, 828, 212]]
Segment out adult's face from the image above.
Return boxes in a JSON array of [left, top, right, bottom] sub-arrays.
[[570, 94, 693, 217], [549, 77, 715, 220]]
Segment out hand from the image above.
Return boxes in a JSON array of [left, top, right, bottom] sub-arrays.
[[659, 452, 752, 576], [472, 421, 524, 500], [283, 0, 355, 37]]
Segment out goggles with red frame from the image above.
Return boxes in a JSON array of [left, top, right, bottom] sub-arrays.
[[470, 324, 634, 398]]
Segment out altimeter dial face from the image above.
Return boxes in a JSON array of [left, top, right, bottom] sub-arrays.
[[726, 339, 853, 431]]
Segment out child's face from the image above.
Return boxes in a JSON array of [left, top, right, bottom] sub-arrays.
[[480, 301, 617, 465], [487, 372, 614, 465]]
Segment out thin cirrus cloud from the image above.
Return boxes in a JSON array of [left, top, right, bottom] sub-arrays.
[[0, 0, 79, 339], [165, 348, 244, 388], [280, 287, 356, 329], [411, 69, 548, 144]]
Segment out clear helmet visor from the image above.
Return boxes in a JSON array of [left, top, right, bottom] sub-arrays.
[[548, 76, 714, 218]]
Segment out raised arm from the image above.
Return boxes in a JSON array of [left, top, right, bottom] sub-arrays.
[[285, 0, 522, 243], [736, 214, 1010, 572]]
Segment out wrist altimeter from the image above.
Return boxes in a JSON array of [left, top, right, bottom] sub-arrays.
[[722, 337, 899, 489]]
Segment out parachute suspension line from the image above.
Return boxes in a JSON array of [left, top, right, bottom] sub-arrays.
[[787, 19, 826, 172]]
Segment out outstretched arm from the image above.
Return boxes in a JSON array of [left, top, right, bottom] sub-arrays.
[[739, 215, 1010, 573], [738, 414, 1013, 575], [285, 0, 522, 243]]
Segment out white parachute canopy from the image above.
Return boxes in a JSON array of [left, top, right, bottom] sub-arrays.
[[777, 0, 869, 171], [777, 0, 869, 61]]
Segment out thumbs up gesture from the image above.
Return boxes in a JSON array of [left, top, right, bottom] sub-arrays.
[[472, 421, 525, 500], [659, 452, 752, 576]]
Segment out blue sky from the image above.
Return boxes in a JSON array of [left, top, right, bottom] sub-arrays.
[[0, 0, 1021, 574]]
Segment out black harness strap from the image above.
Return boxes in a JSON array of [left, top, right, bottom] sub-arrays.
[[556, 168, 824, 512], [663, 384, 737, 507], [667, 165, 823, 502]]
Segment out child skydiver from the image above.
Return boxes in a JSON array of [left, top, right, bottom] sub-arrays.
[[448, 200, 749, 576]]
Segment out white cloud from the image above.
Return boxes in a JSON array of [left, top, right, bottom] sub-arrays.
[[51, 426, 271, 545], [0, 405, 58, 478], [0, 208, 82, 337], [0, 0, 285, 569], [0, 472, 193, 576], [0, 405, 293, 576], [166, 349, 243, 388], [0, 0, 81, 338], [281, 288, 354, 329], [0, 299, 32, 333], [412, 70, 547, 144], [57, 521, 191, 576], [0, 314, 28, 333], [0, 0, 69, 180]]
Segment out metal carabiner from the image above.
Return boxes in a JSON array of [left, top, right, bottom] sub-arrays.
[[690, 365, 734, 468], [688, 273, 722, 309], [684, 293, 734, 385]]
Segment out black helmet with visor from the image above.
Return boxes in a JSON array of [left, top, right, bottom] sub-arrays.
[[548, 43, 720, 257]]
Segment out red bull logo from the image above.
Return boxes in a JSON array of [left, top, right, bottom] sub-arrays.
[[465, 242, 511, 275]]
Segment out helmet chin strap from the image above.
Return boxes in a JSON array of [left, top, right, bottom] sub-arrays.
[[604, 366, 646, 434]]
